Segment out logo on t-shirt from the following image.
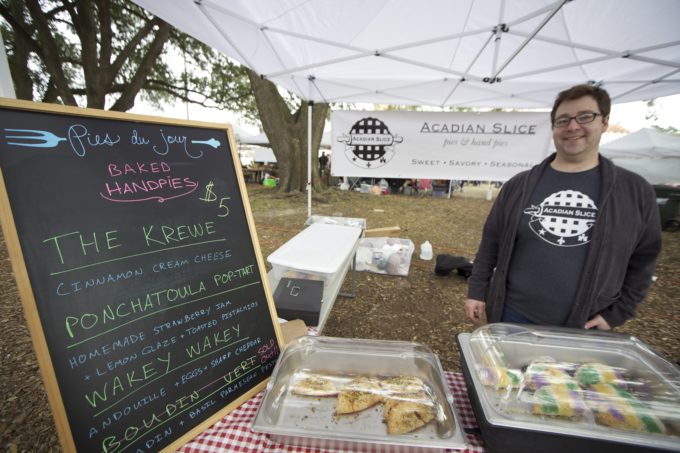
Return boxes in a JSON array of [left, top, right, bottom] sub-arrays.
[[523, 190, 597, 246]]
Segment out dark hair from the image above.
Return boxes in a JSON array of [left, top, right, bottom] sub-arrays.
[[550, 84, 611, 125]]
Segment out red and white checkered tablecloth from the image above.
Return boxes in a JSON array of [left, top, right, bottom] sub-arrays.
[[177, 371, 485, 453]]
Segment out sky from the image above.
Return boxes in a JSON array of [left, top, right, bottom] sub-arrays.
[[133, 93, 680, 137], [608, 94, 680, 132]]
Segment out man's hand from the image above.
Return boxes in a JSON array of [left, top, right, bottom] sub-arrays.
[[465, 299, 486, 325], [584, 314, 611, 330]]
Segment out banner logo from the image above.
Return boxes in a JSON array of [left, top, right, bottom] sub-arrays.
[[337, 117, 402, 169], [523, 190, 597, 247]]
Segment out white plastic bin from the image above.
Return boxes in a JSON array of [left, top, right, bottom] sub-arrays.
[[355, 237, 415, 276], [267, 223, 362, 331]]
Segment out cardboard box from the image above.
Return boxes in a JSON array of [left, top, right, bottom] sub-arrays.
[[279, 319, 308, 345], [364, 226, 400, 237], [273, 278, 324, 326]]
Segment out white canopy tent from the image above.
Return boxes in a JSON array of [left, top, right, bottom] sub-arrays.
[[231, 124, 257, 144], [254, 147, 277, 164], [131, 0, 680, 107], [600, 128, 680, 159], [131, 0, 680, 213], [600, 128, 680, 185], [243, 130, 331, 148]]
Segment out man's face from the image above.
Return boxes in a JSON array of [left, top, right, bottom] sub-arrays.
[[552, 96, 608, 162]]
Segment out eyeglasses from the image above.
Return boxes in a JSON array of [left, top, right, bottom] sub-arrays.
[[552, 112, 602, 128]]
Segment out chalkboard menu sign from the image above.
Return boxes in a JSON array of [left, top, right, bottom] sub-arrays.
[[0, 99, 283, 452]]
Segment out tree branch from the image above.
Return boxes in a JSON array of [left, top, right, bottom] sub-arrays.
[[144, 81, 246, 106], [0, 3, 35, 99], [106, 17, 161, 86], [24, 0, 77, 104], [110, 21, 171, 111], [98, 0, 113, 73], [41, 77, 60, 103], [70, 0, 101, 106], [0, 3, 44, 60]]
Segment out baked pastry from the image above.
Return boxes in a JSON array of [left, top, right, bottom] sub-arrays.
[[291, 375, 338, 397], [383, 392, 435, 434], [381, 375, 426, 396], [336, 376, 384, 414], [585, 383, 666, 434], [478, 366, 522, 389], [524, 358, 576, 389], [530, 383, 588, 418], [574, 363, 624, 387]]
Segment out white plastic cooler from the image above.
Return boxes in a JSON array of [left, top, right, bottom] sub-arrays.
[[267, 222, 362, 332]]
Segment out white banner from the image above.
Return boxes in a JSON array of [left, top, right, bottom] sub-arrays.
[[330, 110, 552, 181]]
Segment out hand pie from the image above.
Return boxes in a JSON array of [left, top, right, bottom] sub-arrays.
[[291, 375, 339, 397], [383, 392, 435, 434], [335, 376, 383, 414]]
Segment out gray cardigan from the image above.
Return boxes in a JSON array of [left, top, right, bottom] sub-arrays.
[[467, 153, 662, 328]]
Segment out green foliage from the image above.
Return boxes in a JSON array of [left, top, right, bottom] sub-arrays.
[[645, 99, 659, 123], [653, 125, 680, 136], [0, 0, 256, 117], [373, 103, 484, 113], [142, 29, 256, 118]]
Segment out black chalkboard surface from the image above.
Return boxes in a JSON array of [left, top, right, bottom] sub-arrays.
[[0, 99, 283, 453]]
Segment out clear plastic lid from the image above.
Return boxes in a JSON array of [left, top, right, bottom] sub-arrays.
[[461, 323, 680, 450], [252, 336, 469, 450], [304, 215, 366, 230]]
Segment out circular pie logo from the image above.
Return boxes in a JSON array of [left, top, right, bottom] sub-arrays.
[[523, 190, 597, 246], [337, 117, 402, 169]]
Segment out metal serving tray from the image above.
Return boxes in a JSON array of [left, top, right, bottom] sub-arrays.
[[252, 336, 468, 452], [458, 324, 680, 453]]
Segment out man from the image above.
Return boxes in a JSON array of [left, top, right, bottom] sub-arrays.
[[319, 151, 329, 173], [465, 84, 661, 330]]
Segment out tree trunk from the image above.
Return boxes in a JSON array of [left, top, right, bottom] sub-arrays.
[[0, 0, 172, 110], [246, 69, 328, 192]]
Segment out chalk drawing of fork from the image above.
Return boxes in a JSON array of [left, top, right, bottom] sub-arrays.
[[4, 129, 67, 148]]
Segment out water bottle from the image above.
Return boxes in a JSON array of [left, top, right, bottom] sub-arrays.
[[419, 241, 433, 260]]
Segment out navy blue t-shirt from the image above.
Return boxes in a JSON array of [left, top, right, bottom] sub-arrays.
[[505, 165, 600, 325]]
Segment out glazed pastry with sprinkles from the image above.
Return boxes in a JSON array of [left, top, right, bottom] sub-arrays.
[[585, 383, 666, 434], [530, 383, 589, 418], [575, 363, 624, 387]]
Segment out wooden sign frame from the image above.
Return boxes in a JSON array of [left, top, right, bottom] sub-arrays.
[[0, 98, 283, 452]]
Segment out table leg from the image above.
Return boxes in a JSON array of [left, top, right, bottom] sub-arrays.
[[338, 253, 356, 298]]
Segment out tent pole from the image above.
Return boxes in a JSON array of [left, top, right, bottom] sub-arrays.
[[307, 101, 313, 218]]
